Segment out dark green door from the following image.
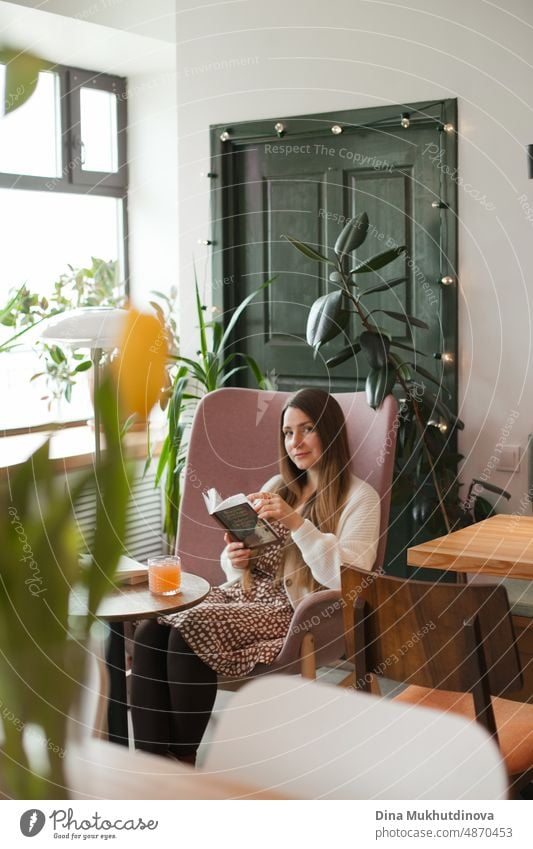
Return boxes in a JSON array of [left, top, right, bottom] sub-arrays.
[[211, 100, 457, 405], [211, 101, 458, 577]]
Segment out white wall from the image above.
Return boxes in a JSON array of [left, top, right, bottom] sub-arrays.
[[176, 0, 533, 513], [0, 0, 178, 310], [2, 0, 176, 42]]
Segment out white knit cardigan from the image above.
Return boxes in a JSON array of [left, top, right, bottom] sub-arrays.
[[220, 474, 381, 608]]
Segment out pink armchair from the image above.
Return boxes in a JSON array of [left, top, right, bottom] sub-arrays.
[[176, 388, 397, 680]]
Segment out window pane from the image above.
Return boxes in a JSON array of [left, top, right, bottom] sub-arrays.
[[80, 87, 118, 173], [0, 189, 124, 430], [0, 70, 61, 178], [0, 189, 122, 296]]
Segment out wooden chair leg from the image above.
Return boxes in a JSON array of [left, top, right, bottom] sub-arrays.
[[300, 632, 316, 680], [338, 671, 380, 693]]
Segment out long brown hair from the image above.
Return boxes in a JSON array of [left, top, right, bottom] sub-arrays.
[[241, 389, 353, 593], [277, 388, 352, 533]]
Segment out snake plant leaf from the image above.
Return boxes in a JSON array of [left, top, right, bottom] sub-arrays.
[[281, 235, 333, 265], [375, 309, 429, 330], [0, 48, 53, 115], [351, 246, 406, 274], [357, 276, 407, 296], [360, 329, 391, 370], [219, 277, 275, 351], [306, 290, 350, 348], [334, 212, 369, 259], [365, 364, 396, 409], [325, 341, 361, 368]]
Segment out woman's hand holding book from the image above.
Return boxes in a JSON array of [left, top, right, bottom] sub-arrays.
[[247, 491, 305, 533], [223, 532, 252, 570]]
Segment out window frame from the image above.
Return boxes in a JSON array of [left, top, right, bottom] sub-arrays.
[[0, 62, 129, 435], [0, 63, 128, 198]]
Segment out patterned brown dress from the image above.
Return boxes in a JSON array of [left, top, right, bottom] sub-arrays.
[[161, 522, 293, 677]]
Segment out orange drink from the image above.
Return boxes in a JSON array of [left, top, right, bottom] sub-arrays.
[[148, 555, 181, 596]]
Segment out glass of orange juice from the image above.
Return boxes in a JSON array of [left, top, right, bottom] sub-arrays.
[[148, 555, 181, 596]]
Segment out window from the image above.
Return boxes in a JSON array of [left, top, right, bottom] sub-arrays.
[[0, 63, 127, 431]]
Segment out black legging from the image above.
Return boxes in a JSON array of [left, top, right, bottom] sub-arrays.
[[130, 620, 218, 759]]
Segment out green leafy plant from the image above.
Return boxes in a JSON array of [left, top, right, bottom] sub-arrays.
[[0, 372, 134, 798], [0, 48, 53, 115], [155, 278, 273, 547], [1, 258, 123, 411], [284, 214, 508, 536]]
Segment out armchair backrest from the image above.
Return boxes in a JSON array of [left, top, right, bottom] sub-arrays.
[[177, 388, 397, 586]]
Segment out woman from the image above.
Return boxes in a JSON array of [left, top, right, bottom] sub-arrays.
[[131, 388, 380, 763]]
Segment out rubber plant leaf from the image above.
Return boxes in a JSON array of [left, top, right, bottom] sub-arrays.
[[390, 339, 427, 357], [325, 341, 361, 368], [375, 309, 429, 330], [388, 351, 412, 382], [365, 364, 396, 409], [357, 276, 407, 296], [334, 212, 369, 260], [306, 290, 350, 348], [281, 235, 334, 265], [359, 329, 391, 370], [351, 246, 406, 274]]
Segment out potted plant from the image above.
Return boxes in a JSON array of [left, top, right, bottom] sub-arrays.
[[155, 278, 273, 548], [0, 308, 167, 799], [284, 214, 509, 546]]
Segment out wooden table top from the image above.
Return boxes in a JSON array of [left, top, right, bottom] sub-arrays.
[[70, 571, 210, 622], [407, 514, 533, 580]]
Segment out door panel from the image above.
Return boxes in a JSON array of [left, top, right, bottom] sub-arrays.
[[213, 102, 456, 405]]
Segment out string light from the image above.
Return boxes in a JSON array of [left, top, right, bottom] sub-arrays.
[[433, 352, 454, 363], [443, 123, 454, 133], [331, 125, 343, 135], [431, 201, 449, 209], [400, 113, 410, 129], [274, 122, 285, 137], [428, 418, 449, 433], [220, 130, 231, 142], [440, 275, 455, 286]]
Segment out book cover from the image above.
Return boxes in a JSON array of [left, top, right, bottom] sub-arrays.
[[203, 489, 281, 549]]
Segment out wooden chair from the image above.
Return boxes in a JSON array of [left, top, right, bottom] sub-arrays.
[[177, 387, 397, 681], [342, 570, 533, 795], [202, 674, 508, 798]]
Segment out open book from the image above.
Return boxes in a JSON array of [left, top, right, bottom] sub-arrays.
[[79, 554, 149, 585], [115, 555, 149, 585], [203, 488, 281, 549]]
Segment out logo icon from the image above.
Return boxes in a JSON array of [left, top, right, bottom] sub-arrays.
[[20, 810, 46, 837]]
